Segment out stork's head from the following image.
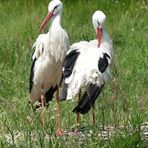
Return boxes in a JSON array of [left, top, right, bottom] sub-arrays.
[[38, 0, 63, 32], [92, 11, 106, 47]]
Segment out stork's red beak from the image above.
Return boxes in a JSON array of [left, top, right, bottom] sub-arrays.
[[97, 28, 102, 47], [38, 12, 53, 32]]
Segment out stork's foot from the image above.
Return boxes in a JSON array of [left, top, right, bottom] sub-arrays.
[[74, 122, 80, 131], [72, 127, 79, 133], [70, 123, 80, 133], [56, 128, 62, 136]]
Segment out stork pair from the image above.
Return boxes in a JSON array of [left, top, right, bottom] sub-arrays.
[[29, 0, 114, 136]]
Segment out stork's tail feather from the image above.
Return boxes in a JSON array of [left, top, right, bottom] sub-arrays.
[[73, 83, 104, 114]]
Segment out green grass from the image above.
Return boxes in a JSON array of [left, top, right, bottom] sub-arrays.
[[0, 0, 148, 147]]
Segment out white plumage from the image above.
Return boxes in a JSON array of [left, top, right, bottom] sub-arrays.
[[29, 0, 69, 135], [61, 11, 114, 116], [66, 44, 112, 100], [30, 0, 69, 103]]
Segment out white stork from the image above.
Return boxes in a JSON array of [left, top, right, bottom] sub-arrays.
[[29, 0, 69, 136], [61, 11, 114, 125]]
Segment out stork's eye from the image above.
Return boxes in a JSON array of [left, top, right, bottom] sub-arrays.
[[54, 5, 58, 10], [97, 21, 100, 26]]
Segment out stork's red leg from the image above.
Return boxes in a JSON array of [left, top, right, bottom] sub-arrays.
[[76, 89, 81, 126], [56, 86, 62, 136], [41, 94, 45, 128], [92, 105, 96, 125]]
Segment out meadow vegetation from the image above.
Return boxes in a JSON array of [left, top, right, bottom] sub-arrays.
[[0, 0, 148, 147]]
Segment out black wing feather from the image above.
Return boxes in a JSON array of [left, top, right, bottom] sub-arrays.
[[63, 49, 80, 78], [45, 86, 57, 103], [73, 83, 104, 114], [29, 58, 36, 92], [98, 53, 110, 73], [60, 82, 68, 101]]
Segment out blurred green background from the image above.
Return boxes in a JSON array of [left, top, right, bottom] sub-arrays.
[[0, 0, 148, 147]]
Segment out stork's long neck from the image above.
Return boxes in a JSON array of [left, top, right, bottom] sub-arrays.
[[101, 29, 110, 44], [50, 13, 62, 29], [99, 29, 113, 57]]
